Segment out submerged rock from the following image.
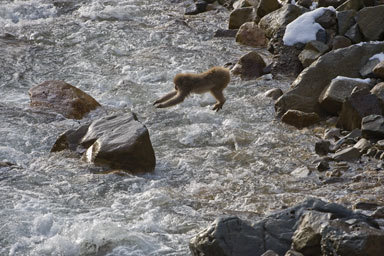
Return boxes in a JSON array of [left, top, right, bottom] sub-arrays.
[[52, 113, 156, 173], [29, 80, 101, 120]]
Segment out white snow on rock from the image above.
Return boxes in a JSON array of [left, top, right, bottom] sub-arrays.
[[369, 53, 384, 62], [333, 76, 371, 84], [283, 7, 335, 46]]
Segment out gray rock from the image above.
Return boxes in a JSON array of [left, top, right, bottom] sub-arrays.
[[361, 114, 384, 139], [344, 23, 363, 43], [259, 4, 307, 39], [261, 250, 279, 256], [332, 35, 352, 50], [52, 113, 156, 173], [185, 1, 208, 15], [353, 138, 371, 153], [264, 88, 283, 100], [298, 40, 330, 68], [321, 219, 384, 256], [357, 6, 384, 41], [315, 9, 337, 29], [316, 159, 330, 171], [337, 88, 382, 130], [231, 51, 266, 80], [275, 42, 384, 117], [318, 76, 370, 115], [336, 0, 364, 11], [324, 128, 341, 140], [256, 0, 281, 19], [235, 22, 268, 47], [315, 140, 333, 155], [281, 110, 320, 129], [336, 10, 356, 36], [371, 82, 384, 103], [332, 147, 362, 161], [296, 0, 313, 8], [373, 61, 384, 79], [360, 57, 381, 78], [229, 7, 255, 29]]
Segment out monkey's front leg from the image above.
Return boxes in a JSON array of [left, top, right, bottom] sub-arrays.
[[156, 91, 187, 108], [211, 89, 226, 112], [153, 91, 177, 105]]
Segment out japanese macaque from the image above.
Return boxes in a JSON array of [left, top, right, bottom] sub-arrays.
[[153, 66, 230, 111]]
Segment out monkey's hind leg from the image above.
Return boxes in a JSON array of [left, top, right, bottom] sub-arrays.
[[210, 89, 226, 112], [154, 91, 177, 105], [156, 91, 187, 108]]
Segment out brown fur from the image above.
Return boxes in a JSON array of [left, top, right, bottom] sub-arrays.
[[154, 66, 230, 111]]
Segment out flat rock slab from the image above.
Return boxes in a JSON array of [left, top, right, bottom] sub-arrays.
[[29, 80, 101, 119]]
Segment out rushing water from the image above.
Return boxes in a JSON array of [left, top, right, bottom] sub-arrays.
[[1, 0, 382, 255]]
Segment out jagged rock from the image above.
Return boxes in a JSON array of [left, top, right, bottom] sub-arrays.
[[235, 22, 268, 47], [353, 138, 371, 153], [299, 40, 330, 68], [259, 4, 307, 39], [321, 219, 384, 256], [231, 51, 266, 80], [29, 80, 101, 120], [275, 42, 384, 117], [337, 88, 382, 130], [331, 35, 352, 50], [229, 7, 255, 29], [281, 110, 320, 129], [315, 9, 337, 29], [52, 113, 156, 173], [344, 23, 363, 43], [255, 0, 281, 19], [371, 82, 384, 102], [332, 146, 362, 161], [318, 76, 371, 115], [373, 61, 384, 79], [336, 0, 364, 11], [264, 88, 283, 100], [361, 114, 384, 139], [189, 198, 379, 256], [336, 10, 356, 36], [318, 0, 347, 8], [360, 57, 381, 78], [357, 5, 384, 41]]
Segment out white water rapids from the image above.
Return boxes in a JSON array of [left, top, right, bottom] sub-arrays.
[[1, 0, 379, 255]]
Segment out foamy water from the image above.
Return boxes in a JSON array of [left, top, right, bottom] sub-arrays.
[[0, 0, 374, 255]]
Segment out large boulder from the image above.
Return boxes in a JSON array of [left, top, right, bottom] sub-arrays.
[[189, 198, 378, 256], [337, 88, 382, 130], [29, 80, 101, 120], [231, 51, 267, 80], [255, 0, 281, 19], [259, 4, 307, 39], [275, 42, 384, 117], [235, 22, 268, 47], [318, 76, 371, 115], [52, 113, 156, 173], [357, 5, 384, 41], [229, 7, 255, 29], [336, 10, 356, 36]]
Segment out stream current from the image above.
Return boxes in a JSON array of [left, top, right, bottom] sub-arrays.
[[0, 0, 380, 255]]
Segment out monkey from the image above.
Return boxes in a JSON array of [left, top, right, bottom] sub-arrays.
[[153, 66, 230, 111]]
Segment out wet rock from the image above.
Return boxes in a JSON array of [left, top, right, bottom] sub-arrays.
[[318, 0, 347, 8], [372, 207, 384, 218], [360, 56, 381, 78], [255, 0, 281, 19], [373, 61, 384, 79], [185, 1, 208, 15], [298, 41, 330, 68], [264, 88, 283, 100], [235, 22, 268, 47], [321, 219, 384, 256], [337, 88, 382, 130], [331, 35, 352, 50], [336, 10, 356, 36], [52, 113, 156, 173], [357, 5, 384, 41], [353, 138, 371, 153], [229, 7, 255, 29], [344, 23, 363, 43], [281, 110, 320, 129], [259, 4, 307, 39], [29, 80, 101, 120], [318, 76, 371, 115], [231, 51, 266, 80], [332, 146, 362, 161], [315, 140, 333, 156], [214, 29, 238, 38], [189, 198, 378, 256], [291, 166, 311, 178], [336, 0, 365, 11], [324, 128, 341, 140], [316, 159, 330, 171], [354, 202, 379, 211], [366, 147, 377, 157], [361, 114, 384, 139], [275, 42, 384, 117]]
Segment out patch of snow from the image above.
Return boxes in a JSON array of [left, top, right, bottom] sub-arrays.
[[369, 53, 384, 62], [333, 76, 371, 84], [283, 7, 335, 46]]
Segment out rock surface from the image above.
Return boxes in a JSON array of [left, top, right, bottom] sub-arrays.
[[235, 22, 268, 47], [357, 5, 384, 41], [373, 61, 384, 79], [255, 0, 281, 18], [281, 110, 320, 129], [229, 7, 255, 29], [275, 42, 384, 117], [361, 114, 384, 139], [231, 51, 266, 80], [52, 113, 156, 173], [29, 80, 101, 120]]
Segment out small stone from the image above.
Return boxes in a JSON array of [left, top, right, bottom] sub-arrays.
[[315, 140, 333, 156], [281, 110, 320, 129], [324, 128, 341, 140], [353, 138, 371, 153], [344, 23, 362, 44], [185, 1, 208, 15], [317, 159, 330, 172], [353, 202, 379, 211], [291, 166, 311, 178], [214, 29, 238, 38]]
